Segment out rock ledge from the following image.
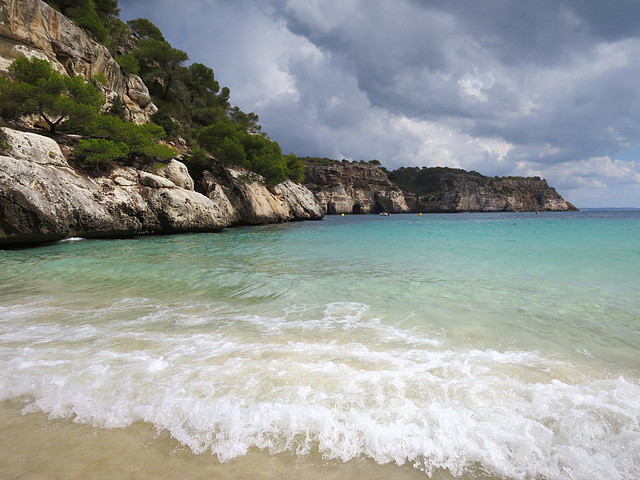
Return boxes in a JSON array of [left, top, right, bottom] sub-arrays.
[[0, 128, 323, 248]]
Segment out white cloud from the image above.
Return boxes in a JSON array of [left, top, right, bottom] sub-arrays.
[[458, 73, 491, 103], [511, 156, 640, 206], [556, 157, 640, 184]]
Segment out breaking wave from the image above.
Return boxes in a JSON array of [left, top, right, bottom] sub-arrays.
[[1, 300, 639, 480]]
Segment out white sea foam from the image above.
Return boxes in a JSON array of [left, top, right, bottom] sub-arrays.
[[57, 237, 85, 243], [1, 301, 639, 480]]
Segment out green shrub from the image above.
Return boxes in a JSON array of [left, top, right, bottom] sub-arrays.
[[88, 115, 176, 161], [127, 18, 165, 41], [75, 138, 129, 170], [285, 154, 305, 183], [182, 147, 212, 178], [115, 54, 140, 75], [105, 95, 129, 121], [139, 142, 177, 162], [92, 72, 108, 85], [196, 121, 306, 185], [151, 110, 176, 137], [0, 128, 12, 155], [2, 57, 103, 134]]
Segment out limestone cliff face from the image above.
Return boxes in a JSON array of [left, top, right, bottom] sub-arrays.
[[400, 171, 578, 213], [306, 162, 577, 214], [0, 0, 155, 123], [304, 162, 409, 214], [0, 128, 229, 247], [201, 166, 323, 226], [0, 128, 323, 248]]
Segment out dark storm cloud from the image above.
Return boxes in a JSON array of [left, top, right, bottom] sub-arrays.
[[268, 1, 639, 122], [118, 0, 640, 206]]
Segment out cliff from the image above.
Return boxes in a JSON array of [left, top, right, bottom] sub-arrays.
[[0, 127, 322, 248], [0, 1, 323, 248], [304, 162, 577, 214], [201, 166, 324, 226], [0, 0, 155, 123], [391, 167, 578, 212], [304, 160, 409, 214]]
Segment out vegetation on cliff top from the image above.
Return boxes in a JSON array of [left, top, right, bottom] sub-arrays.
[[386, 166, 547, 196], [4, 0, 305, 185], [121, 15, 305, 184], [387, 166, 482, 195], [300, 157, 382, 167]]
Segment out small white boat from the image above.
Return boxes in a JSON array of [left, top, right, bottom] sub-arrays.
[[380, 212, 390, 216]]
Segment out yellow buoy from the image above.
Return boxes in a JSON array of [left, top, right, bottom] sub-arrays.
[[341, 213, 345, 216], [418, 213, 423, 216]]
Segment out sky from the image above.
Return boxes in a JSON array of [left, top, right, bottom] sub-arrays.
[[118, 0, 640, 208]]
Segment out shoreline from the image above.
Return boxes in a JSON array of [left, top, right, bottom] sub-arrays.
[[0, 401, 477, 480]]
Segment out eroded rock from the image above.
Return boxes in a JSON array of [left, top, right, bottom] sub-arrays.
[[305, 162, 577, 214], [201, 165, 324, 226], [0, 128, 229, 247], [305, 163, 410, 214], [0, 128, 324, 248]]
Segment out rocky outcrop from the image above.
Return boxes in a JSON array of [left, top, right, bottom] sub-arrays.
[[0, 129, 227, 247], [305, 162, 577, 214], [201, 166, 323, 225], [311, 185, 409, 215], [0, 0, 156, 123], [304, 162, 409, 214], [0, 128, 323, 248], [397, 170, 578, 213]]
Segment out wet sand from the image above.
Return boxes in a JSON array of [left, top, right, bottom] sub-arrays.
[[0, 401, 496, 480]]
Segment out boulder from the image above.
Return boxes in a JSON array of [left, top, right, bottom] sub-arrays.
[[139, 171, 178, 189], [157, 159, 195, 190], [275, 180, 325, 219], [0, 128, 324, 248], [1, 128, 67, 166], [201, 165, 323, 225], [0, 128, 229, 247]]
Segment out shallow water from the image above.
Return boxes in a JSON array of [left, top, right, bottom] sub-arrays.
[[1, 211, 639, 479]]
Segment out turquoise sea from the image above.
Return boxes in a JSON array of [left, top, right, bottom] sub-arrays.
[[1, 211, 639, 479]]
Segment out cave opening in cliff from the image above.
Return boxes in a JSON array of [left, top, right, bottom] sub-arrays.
[[372, 202, 385, 214], [352, 204, 363, 214]]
